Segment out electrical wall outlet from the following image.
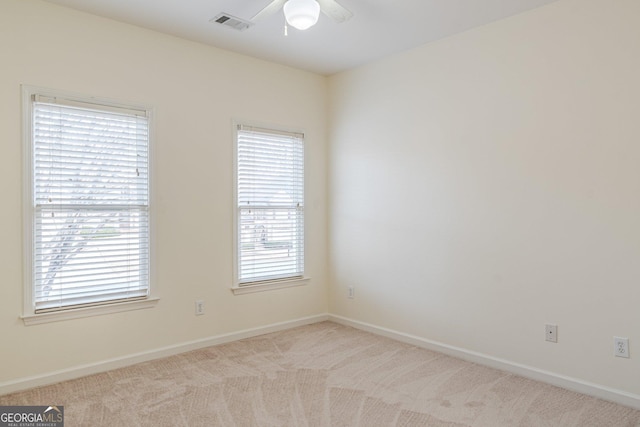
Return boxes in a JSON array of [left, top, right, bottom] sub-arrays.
[[545, 324, 558, 343], [347, 286, 354, 299], [195, 300, 205, 316], [614, 337, 629, 358]]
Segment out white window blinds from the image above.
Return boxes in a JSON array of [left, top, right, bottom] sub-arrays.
[[31, 95, 150, 313], [236, 125, 304, 284]]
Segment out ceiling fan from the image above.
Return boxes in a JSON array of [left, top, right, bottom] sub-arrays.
[[252, 0, 353, 31]]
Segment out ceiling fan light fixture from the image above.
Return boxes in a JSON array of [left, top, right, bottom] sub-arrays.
[[283, 0, 320, 30]]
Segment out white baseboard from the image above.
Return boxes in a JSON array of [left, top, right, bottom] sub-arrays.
[[329, 314, 640, 410], [0, 313, 329, 396], [5, 312, 639, 411]]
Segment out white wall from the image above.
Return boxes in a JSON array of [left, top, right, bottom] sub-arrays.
[[0, 0, 327, 386], [328, 0, 640, 396]]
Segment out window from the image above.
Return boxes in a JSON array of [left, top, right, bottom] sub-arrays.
[[23, 87, 155, 323], [234, 124, 306, 293]]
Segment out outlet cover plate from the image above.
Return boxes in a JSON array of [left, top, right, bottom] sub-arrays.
[[545, 324, 558, 343], [195, 300, 205, 316], [614, 336, 629, 358]]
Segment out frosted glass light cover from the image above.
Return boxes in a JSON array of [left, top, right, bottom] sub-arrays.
[[284, 0, 320, 30]]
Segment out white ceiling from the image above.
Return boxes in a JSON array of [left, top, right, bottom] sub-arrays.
[[43, 0, 559, 75]]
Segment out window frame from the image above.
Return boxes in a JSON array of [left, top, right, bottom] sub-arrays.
[[231, 121, 309, 295], [21, 86, 158, 325]]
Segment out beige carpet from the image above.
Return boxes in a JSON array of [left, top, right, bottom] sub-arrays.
[[1, 321, 639, 426]]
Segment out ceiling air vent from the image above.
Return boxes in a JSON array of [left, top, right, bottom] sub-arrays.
[[210, 13, 253, 31]]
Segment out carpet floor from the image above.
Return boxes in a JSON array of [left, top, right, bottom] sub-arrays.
[[1, 321, 639, 426]]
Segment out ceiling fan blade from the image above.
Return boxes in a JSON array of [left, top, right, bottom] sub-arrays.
[[251, 0, 287, 22], [317, 0, 353, 23]]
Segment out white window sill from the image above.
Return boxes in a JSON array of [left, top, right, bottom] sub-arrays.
[[231, 277, 310, 295], [21, 297, 159, 326]]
